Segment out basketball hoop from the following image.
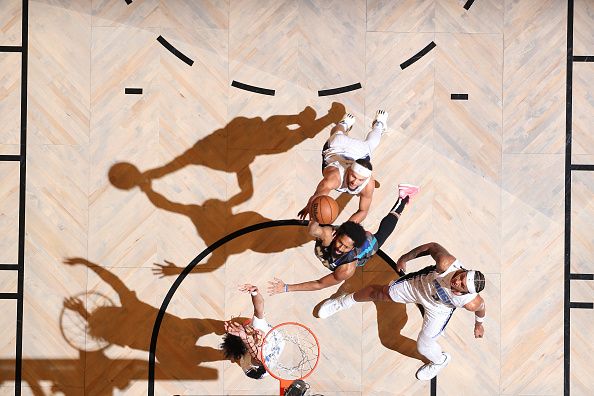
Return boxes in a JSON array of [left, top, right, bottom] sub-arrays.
[[260, 322, 320, 395]]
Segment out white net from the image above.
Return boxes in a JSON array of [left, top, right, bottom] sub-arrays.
[[262, 323, 319, 381]]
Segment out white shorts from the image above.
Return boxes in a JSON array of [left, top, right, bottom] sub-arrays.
[[388, 280, 455, 339], [323, 132, 373, 162]]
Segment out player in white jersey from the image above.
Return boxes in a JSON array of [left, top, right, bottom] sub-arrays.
[[221, 284, 284, 379], [297, 110, 389, 223], [318, 242, 486, 381]]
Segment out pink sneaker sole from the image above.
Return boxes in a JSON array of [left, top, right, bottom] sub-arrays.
[[398, 183, 420, 200]]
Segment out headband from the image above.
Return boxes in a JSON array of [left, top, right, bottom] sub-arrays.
[[465, 270, 477, 294], [350, 162, 372, 178]]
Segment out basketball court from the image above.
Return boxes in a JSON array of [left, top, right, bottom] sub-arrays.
[[0, 0, 592, 395]]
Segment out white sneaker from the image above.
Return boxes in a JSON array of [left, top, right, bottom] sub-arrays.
[[415, 353, 451, 381], [372, 109, 388, 131], [318, 294, 355, 319], [337, 113, 356, 132]]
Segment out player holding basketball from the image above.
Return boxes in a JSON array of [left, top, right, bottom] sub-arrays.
[[297, 110, 389, 223], [317, 242, 486, 381], [221, 284, 283, 380], [269, 184, 419, 294]]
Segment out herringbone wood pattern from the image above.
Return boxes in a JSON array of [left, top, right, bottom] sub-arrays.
[[502, 0, 566, 154], [0, 54, 21, 145], [0, 162, 19, 264], [572, 63, 594, 158], [0, 0, 589, 395], [574, 0, 594, 55], [571, 172, 594, 275], [0, 0, 21, 46]]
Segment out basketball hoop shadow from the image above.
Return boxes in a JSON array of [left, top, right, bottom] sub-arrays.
[[60, 291, 115, 352], [61, 258, 228, 389]]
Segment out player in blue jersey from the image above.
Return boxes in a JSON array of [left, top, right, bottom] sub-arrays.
[[268, 184, 419, 295]]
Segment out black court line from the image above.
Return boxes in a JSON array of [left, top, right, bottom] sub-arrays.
[[570, 273, 594, 280], [15, 0, 29, 394], [564, 1, 574, 395], [148, 220, 305, 394], [318, 83, 362, 97], [570, 164, 594, 171], [0, 154, 20, 161], [148, 220, 411, 395], [156, 35, 194, 66], [569, 302, 593, 309], [0, 264, 19, 270], [125, 88, 143, 94], [573, 55, 593, 62], [231, 80, 275, 96], [463, 0, 475, 10], [400, 41, 436, 70], [0, 293, 18, 299], [0, 46, 22, 52], [451, 93, 469, 100]]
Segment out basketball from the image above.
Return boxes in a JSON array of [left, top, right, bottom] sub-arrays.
[[310, 195, 339, 224]]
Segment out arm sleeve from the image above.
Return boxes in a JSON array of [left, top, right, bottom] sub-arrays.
[[251, 316, 272, 332]]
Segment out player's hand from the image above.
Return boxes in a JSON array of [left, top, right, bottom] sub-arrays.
[[297, 205, 310, 220], [395, 257, 407, 273], [267, 277, 286, 295], [152, 260, 181, 277], [63, 257, 89, 267], [238, 284, 258, 294], [224, 320, 246, 337], [474, 322, 484, 338], [63, 297, 86, 315]]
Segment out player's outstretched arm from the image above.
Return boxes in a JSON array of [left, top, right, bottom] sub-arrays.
[[348, 180, 374, 223], [307, 220, 334, 244], [239, 284, 265, 319], [464, 295, 485, 338], [64, 257, 134, 302], [268, 264, 355, 294], [307, 220, 324, 238], [396, 242, 455, 273], [298, 169, 341, 219]]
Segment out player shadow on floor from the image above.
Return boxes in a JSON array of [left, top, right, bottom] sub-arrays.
[[49, 257, 235, 393], [109, 166, 353, 277], [109, 101, 344, 200], [0, 348, 230, 396], [154, 193, 353, 277], [107, 103, 346, 275], [314, 263, 427, 364]]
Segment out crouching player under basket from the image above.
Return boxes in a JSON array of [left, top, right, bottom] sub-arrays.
[[221, 284, 284, 379], [318, 242, 486, 381]]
